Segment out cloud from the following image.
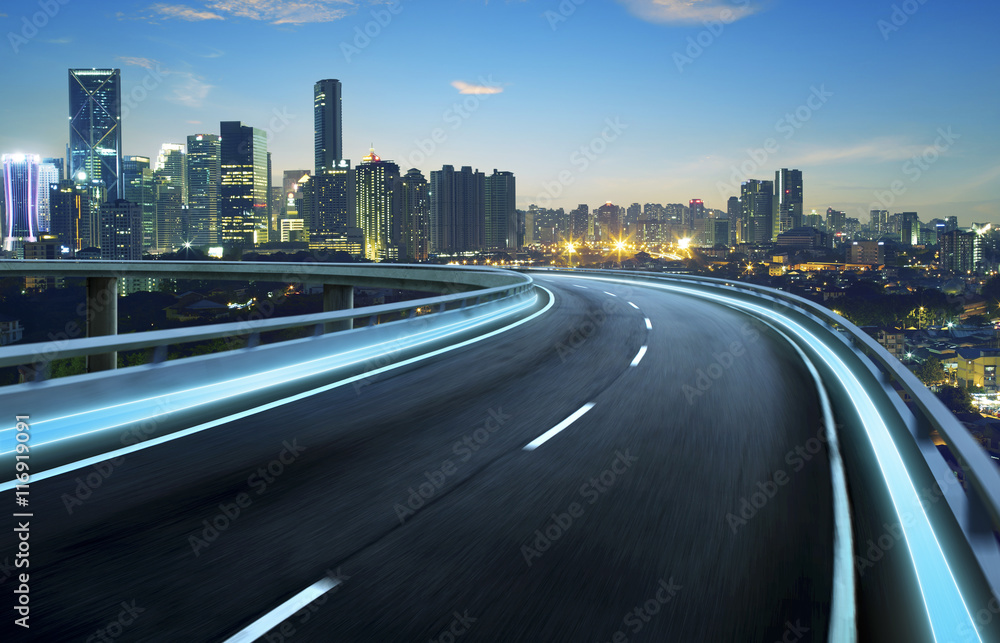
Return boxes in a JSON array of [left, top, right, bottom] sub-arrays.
[[146, 3, 225, 20], [451, 80, 504, 95], [169, 70, 214, 107], [42, 38, 72, 45], [116, 56, 214, 108], [139, 1, 358, 24], [208, 0, 357, 24], [616, 0, 758, 24], [783, 140, 940, 167], [117, 56, 159, 69], [187, 120, 203, 124]]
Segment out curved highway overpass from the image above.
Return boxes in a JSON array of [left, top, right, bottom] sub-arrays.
[[1, 264, 998, 642]]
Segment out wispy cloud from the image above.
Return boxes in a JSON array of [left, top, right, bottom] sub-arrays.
[[783, 139, 940, 166], [169, 70, 214, 107], [42, 38, 73, 45], [146, 3, 225, 20], [117, 56, 159, 69], [137, 0, 358, 24], [116, 56, 214, 108], [617, 0, 759, 24], [208, 0, 357, 24], [451, 80, 504, 95]]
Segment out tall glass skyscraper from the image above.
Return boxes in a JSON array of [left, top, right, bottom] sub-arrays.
[[741, 179, 773, 244], [220, 121, 269, 246], [355, 148, 399, 261], [187, 134, 221, 246], [314, 79, 343, 173], [123, 156, 156, 250], [37, 158, 63, 233], [69, 69, 122, 201], [2, 154, 41, 255], [774, 168, 803, 238]]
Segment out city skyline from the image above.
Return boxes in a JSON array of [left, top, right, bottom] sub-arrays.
[[0, 0, 997, 223]]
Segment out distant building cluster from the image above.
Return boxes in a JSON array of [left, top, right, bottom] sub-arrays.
[[0, 72, 518, 265]]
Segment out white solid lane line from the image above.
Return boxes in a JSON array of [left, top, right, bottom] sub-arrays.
[[628, 301, 640, 310], [630, 346, 648, 367], [644, 318, 652, 330], [524, 403, 596, 451], [224, 577, 342, 643]]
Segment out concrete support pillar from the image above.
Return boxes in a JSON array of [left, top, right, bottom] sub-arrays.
[[323, 284, 354, 333], [86, 276, 118, 372]]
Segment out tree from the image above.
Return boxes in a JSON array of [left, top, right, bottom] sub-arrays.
[[915, 358, 947, 386], [936, 385, 976, 414]]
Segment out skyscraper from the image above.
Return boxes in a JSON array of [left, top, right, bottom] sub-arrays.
[[727, 196, 741, 244], [37, 158, 63, 232], [397, 168, 429, 262], [355, 148, 399, 261], [429, 165, 485, 253], [571, 204, 589, 242], [122, 156, 156, 250], [2, 154, 40, 255], [69, 69, 122, 201], [49, 180, 90, 251], [187, 134, 221, 246], [774, 168, 803, 237], [303, 159, 354, 237], [485, 170, 516, 252], [220, 121, 269, 246], [314, 79, 343, 173], [155, 143, 187, 203], [741, 180, 773, 244], [596, 202, 620, 244], [100, 199, 142, 260]]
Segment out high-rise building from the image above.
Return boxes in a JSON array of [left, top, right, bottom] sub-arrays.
[[355, 148, 399, 261], [100, 199, 142, 260], [596, 202, 621, 244], [429, 165, 485, 253], [2, 154, 41, 255], [155, 174, 186, 251], [48, 180, 90, 251], [220, 121, 269, 246], [826, 208, 847, 235], [186, 134, 221, 246], [570, 204, 589, 242], [625, 203, 641, 236], [314, 79, 343, 173], [689, 199, 706, 222], [727, 196, 741, 244], [899, 211, 919, 246], [154, 143, 187, 198], [485, 170, 516, 252], [123, 156, 156, 250], [940, 229, 978, 274], [741, 180, 773, 244], [397, 168, 429, 261], [870, 210, 890, 237], [303, 159, 354, 237], [37, 158, 63, 232], [774, 168, 803, 237], [69, 69, 122, 201]]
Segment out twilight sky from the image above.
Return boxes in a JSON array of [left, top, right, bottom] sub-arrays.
[[1, 0, 997, 224]]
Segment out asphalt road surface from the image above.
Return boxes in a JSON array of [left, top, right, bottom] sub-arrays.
[[1, 273, 833, 642]]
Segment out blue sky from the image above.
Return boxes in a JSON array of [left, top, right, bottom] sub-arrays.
[[1, 0, 997, 223]]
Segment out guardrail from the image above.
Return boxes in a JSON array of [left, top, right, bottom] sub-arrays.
[[0, 261, 534, 374]]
